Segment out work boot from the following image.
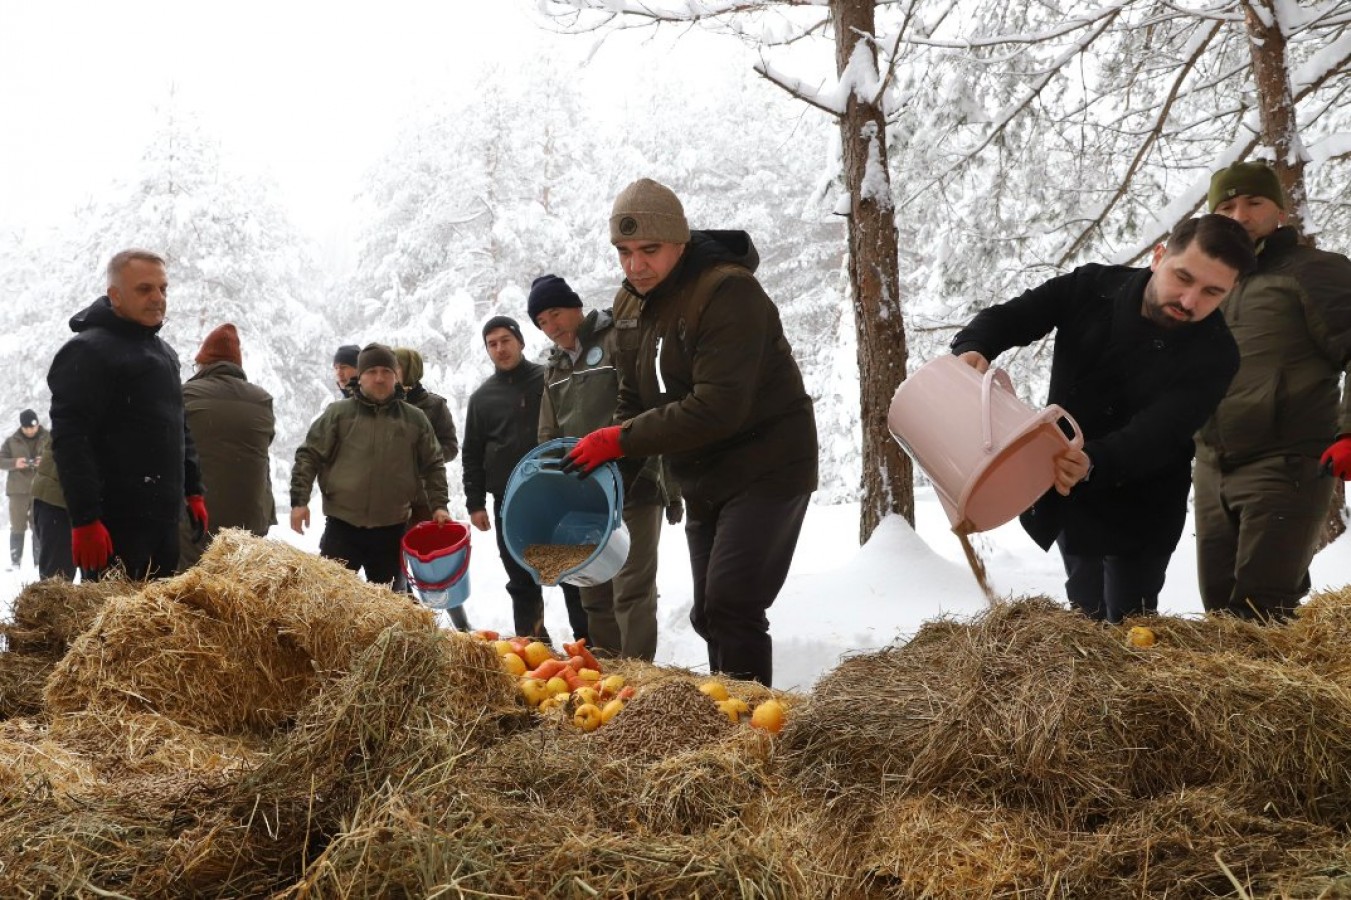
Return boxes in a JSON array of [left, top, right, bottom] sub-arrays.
[[447, 605, 471, 632]]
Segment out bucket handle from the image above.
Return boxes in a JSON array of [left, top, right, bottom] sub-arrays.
[[1044, 405, 1085, 451], [517, 437, 626, 532], [979, 367, 1017, 452]]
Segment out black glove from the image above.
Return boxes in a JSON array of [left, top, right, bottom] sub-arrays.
[[666, 501, 684, 525]]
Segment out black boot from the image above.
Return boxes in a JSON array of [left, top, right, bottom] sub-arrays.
[[9, 532, 22, 568], [447, 605, 471, 632]]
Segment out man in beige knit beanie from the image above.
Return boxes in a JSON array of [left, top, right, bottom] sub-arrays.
[[562, 177, 820, 687]]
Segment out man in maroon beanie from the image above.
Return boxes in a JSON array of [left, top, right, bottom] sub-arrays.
[[178, 323, 276, 568]]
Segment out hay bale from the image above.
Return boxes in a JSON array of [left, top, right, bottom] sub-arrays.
[[855, 793, 1063, 897], [48, 709, 265, 779], [0, 651, 53, 719], [44, 534, 438, 736], [781, 597, 1351, 823], [1057, 787, 1347, 898], [194, 528, 436, 674], [0, 718, 99, 801], [1, 575, 132, 657], [1289, 585, 1351, 682], [44, 569, 321, 735]]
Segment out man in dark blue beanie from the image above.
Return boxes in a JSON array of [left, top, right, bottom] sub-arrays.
[[332, 343, 360, 397], [527, 275, 583, 324]]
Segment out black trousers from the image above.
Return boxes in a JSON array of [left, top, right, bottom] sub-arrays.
[[102, 516, 180, 581], [320, 516, 405, 586], [491, 496, 550, 642], [32, 498, 77, 581], [686, 492, 810, 687], [1057, 533, 1171, 623]]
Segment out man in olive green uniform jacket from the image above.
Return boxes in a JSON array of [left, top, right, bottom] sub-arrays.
[[533, 274, 677, 660], [0, 409, 47, 568], [291, 343, 449, 585], [564, 179, 818, 686], [1196, 161, 1351, 621], [178, 324, 276, 569]]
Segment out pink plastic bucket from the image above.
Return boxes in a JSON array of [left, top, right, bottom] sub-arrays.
[[888, 355, 1083, 534]]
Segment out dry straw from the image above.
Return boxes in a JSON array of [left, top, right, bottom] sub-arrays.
[[2, 535, 1351, 897]]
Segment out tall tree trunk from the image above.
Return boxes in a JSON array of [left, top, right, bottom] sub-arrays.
[[832, 0, 912, 544], [1242, 0, 1346, 548], [1242, 0, 1307, 230]]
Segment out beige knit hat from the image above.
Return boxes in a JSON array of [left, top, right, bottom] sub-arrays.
[[610, 178, 690, 244]]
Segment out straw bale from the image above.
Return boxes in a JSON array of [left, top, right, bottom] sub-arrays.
[[1289, 585, 1351, 682], [0, 718, 99, 801], [0, 649, 53, 719], [0, 574, 132, 657], [230, 626, 522, 841], [194, 528, 436, 675], [283, 781, 813, 899], [781, 597, 1351, 823], [44, 568, 321, 735], [855, 793, 1063, 898], [48, 709, 265, 779], [1057, 788, 1347, 899]]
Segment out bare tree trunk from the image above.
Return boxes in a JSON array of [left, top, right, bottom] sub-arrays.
[[1242, 0, 1346, 549], [832, 0, 913, 544], [1242, 0, 1308, 230]]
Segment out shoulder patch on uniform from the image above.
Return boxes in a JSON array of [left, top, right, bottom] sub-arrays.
[[585, 345, 604, 366]]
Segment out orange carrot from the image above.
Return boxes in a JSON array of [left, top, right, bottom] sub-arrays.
[[559, 665, 586, 692], [563, 639, 602, 673], [526, 659, 567, 681]]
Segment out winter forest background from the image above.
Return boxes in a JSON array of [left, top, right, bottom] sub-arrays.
[[0, 0, 1347, 539]]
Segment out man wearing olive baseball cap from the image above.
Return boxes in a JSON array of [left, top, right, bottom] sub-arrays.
[[561, 177, 819, 687], [1194, 160, 1351, 622]]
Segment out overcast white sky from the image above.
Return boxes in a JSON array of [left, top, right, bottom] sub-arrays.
[[0, 1, 748, 242]]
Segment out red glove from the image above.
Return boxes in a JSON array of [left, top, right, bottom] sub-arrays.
[[560, 426, 624, 477], [186, 494, 209, 541], [1320, 436, 1351, 480], [72, 521, 114, 571]]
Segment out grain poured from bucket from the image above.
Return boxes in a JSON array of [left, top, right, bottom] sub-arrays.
[[524, 543, 596, 585]]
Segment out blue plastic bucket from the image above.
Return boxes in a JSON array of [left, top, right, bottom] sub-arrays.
[[401, 520, 471, 610], [500, 438, 630, 587]]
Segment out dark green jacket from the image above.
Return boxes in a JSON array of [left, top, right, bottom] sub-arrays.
[[0, 426, 47, 497], [1196, 227, 1351, 467], [613, 231, 818, 505], [183, 362, 276, 536], [539, 310, 671, 505], [291, 388, 447, 528], [30, 448, 64, 509]]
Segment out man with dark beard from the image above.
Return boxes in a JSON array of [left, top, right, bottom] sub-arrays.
[[950, 215, 1254, 623]]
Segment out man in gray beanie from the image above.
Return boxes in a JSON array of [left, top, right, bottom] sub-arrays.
[[563, 177, 819, 686], [1194, 160, 1351, 621], [291, 341, 450, 585]]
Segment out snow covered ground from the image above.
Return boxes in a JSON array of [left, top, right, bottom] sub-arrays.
[[4, 485, 1350, 692]]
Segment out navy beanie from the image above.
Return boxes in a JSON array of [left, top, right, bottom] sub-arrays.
[[527, 274, 582, 327], [333, 344, 360, 367], [482, 315, 525, 346]]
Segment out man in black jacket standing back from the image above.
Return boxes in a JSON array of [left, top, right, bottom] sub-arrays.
[[950, 215, 1253, 622], [48, 249, 206, 581], [463, 316, 551, 642]]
